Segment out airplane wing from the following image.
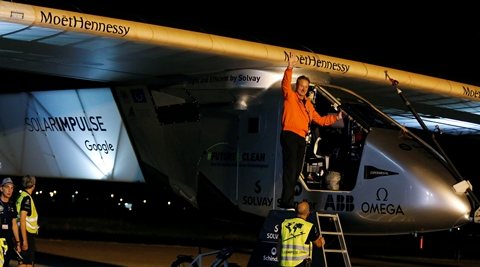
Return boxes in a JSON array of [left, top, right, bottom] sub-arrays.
[[1, 1, 479, 135]]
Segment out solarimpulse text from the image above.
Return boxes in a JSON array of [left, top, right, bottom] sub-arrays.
[[25, 116, 107, 132]]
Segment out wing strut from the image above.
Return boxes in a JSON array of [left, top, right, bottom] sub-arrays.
[[385, 71, 480, 222]]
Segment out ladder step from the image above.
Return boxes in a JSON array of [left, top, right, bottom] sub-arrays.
[[324, 249, 348, 253], [321, 231, 342, 235], [316, 213, 338, 218]]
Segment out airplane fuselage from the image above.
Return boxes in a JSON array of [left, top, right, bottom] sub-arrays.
[[112, 69, 472, 235], [0, 69, 471, 235]]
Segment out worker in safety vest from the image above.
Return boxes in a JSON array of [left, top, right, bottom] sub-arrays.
[[0, 177, 21, 267], [16, 175, 39, 267], [278, 202, 325, 267]]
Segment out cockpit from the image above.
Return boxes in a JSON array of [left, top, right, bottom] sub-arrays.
[[302, 84, 417, 191]]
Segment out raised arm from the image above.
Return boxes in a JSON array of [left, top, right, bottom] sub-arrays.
[[282, 52, 298, 98]]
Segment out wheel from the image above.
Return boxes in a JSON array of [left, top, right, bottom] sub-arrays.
[[171, 255, 198, 267]]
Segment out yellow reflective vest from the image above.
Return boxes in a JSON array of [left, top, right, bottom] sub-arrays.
[[16, 191, 39, 234], [0, 238, 7, 265], [280, 217, 313, 266]]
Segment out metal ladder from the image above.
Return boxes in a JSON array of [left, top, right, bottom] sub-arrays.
[[316, 213, 351, 267]]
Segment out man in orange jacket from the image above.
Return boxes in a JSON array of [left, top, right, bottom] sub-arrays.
[[279, 52, 343, 210]]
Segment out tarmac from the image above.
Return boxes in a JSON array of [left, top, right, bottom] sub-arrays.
[[28, 238, 480, 267]]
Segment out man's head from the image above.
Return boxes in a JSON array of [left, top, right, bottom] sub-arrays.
[[296, 201, 310, 219], [295, 75, 310, 99], [0, 177, 15, 199], [22, 175, 36, 189]]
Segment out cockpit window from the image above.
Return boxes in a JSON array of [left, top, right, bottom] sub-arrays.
[[342, 103, 396, 130], [316, 85, 397, 131]]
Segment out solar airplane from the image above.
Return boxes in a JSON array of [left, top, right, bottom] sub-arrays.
[[0, 1, 480, 235]]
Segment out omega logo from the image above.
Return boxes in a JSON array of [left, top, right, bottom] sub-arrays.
[[361, 188, 404, 215], [376, 188, 388, 201]]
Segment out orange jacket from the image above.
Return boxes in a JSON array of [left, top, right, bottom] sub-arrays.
[[282, 68, 337, 138]]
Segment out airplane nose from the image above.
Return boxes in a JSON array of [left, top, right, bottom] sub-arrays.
[[444, 188, 472, 228], [405, 165, 473, 231], [454, 212, 472, 227], [450, 195, 473, 224]]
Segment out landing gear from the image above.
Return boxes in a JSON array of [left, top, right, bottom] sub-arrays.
[[171, 246, 233, 267], [171, 255, 198, 267]]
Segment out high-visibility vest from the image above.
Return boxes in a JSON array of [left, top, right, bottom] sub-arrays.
[[16, 191, 39, 234], [280, 217, 313, 266], [0, 238, 7, 265]]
